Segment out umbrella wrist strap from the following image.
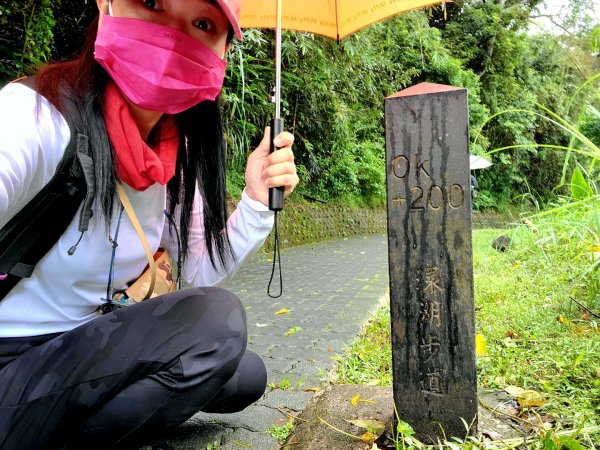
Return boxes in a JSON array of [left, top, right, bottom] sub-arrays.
[[267, 211, 282, 298]]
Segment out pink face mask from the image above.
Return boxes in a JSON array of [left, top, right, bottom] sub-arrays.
[[94, 15, 228, 114]]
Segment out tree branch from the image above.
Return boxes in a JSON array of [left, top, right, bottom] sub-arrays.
[[569, 296, 600, 319]]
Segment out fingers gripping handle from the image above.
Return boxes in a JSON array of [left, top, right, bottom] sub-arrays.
[[269, 118, 285, 211]]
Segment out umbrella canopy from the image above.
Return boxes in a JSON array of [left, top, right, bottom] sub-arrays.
[[239, 0, 446, 40], [469, 155, 493, 170]]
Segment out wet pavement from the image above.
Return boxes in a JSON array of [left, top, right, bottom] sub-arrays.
[[145, 233, 390, 449]]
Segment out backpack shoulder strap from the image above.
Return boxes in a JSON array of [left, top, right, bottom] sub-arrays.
[[0, 77, 95, 300]]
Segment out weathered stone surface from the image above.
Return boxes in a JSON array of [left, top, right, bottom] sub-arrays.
[[385, 83, 477, 441], [282, 386, 524, 450], [477, 390, 525, 440], [281, 385, 394, 450]]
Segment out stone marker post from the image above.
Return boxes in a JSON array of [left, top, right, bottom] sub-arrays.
[[385, 83, 477, 442]]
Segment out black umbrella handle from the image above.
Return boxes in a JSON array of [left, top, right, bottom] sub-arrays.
[[269, 118, 285, 211]]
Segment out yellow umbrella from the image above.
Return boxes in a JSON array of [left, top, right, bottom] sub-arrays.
[[240, 0, 446, 40], [239, 0, 447, 209]]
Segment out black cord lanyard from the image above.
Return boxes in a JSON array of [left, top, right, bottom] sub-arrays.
[[105, 206, 124, 302], [267, 211, 282, 298], [98, 206, 125, 314]]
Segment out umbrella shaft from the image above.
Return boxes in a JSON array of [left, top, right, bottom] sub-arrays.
[[275, 0, 282, 119]]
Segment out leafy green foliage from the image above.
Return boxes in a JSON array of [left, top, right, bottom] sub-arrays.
[[221, 10, 485, 206], [570, 166, 593, 200], [579, 104, 600, 147], [439, 1, 598, 209], [0, 0, 55, 83], [332, 306, 392, 385], [266, 421, 293, 442], [50, 0, 97, 61], [333, 228, 600, 447]]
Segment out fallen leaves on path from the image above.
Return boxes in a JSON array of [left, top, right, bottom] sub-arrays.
[[344, 418, 386, 435], [304, 387, 320, 392], [284, 326, 302, 336], [350, 394, 375, 407], [317, 416, 385, 445], [504, 385, 547, 407]]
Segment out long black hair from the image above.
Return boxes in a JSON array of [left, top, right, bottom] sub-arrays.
[[36, 17, 232, 271]]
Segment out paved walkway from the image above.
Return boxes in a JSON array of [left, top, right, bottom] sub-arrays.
[[146, 234, 390, 450]]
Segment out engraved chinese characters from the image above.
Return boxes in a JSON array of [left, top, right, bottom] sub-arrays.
[[420, 266, 443, 396], [384, 83, 477, 442]]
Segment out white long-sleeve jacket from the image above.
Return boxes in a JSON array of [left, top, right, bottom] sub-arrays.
[[0, 83, 274, 337]]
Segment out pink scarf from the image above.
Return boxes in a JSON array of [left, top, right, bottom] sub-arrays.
[[103, 81, 179, 191]]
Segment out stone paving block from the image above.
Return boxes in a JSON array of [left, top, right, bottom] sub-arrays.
[[247, 334, 279, 348], [258, 344, 278, 359], [267, 345, 323, 361], [265, 346, 295, 360], [311, 338, 349, 354], [267, 372, 306, 389], [274, 334, 320, 349], [262, 356, 296, 374], [259, 389, 315, 411], [295, 313, 317, 322], [218, 427, 278, 450], [142, 416, 225, 449], [257, 326, 297, 340], [269, 344, 316, 359], [197, 404, 287, 433], [287, 359, 330, 382]]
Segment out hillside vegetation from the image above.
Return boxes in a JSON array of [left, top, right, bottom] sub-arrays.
[[1, 0, 598, 210]]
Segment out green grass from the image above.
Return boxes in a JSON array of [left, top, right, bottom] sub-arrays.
[[332, 227, 600, 448], [266, 419, 294, 442]]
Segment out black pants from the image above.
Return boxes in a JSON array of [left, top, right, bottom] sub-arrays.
[[0, 287, 267, 450]]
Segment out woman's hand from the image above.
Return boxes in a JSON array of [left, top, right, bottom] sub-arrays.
[[244, 127, 299, 207]]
